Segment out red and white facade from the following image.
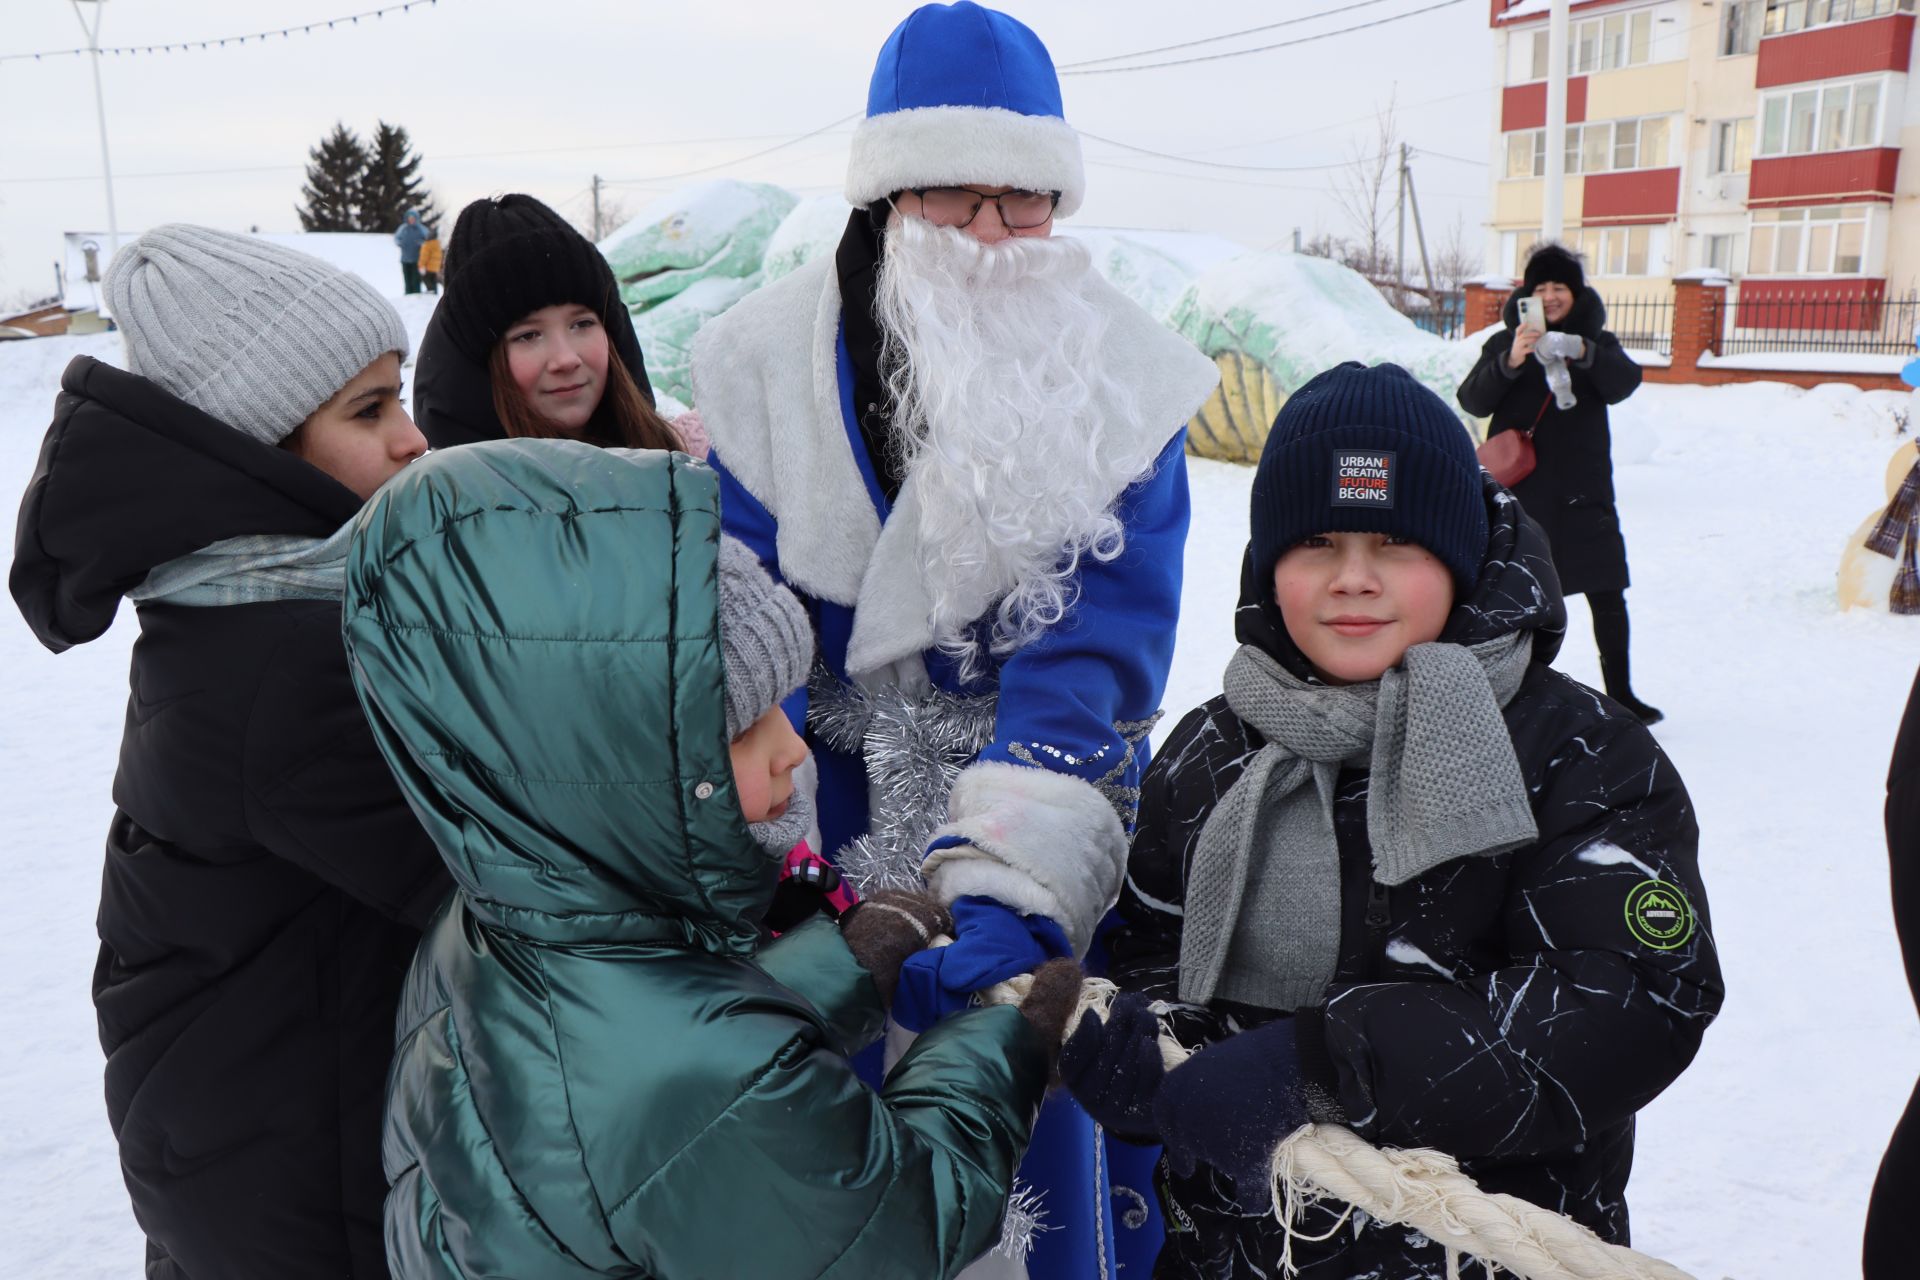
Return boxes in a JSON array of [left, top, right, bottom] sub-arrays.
[[1487, 0, 1920, 306]]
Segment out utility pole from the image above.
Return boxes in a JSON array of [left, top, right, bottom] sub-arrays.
[[591, 174, 604, 242], [72, 1, 120, 268], [1396, 143, 1408, 311], [1292, 226, 1302, 254], [1543, 0, 1571, 241], [1405, 156, 1438, 301]]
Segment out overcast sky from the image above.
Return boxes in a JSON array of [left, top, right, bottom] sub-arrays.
[[0, 0, 1498, 303]]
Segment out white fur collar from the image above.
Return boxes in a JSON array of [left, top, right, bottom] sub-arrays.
[[694, 255, 1219, 679]]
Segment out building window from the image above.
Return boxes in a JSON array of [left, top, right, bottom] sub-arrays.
[[1569, 8, 1654, 73], [1711, 119, 1755, 173], [1561, 116, 1674, 175], [1506, 129, 1546, 178], [1758, 78, 1885, 157], [1763, 0, 1913, 36], [1568, 224, 1654, 276], [1530, 28, 1549, 80], [1508, 229, 1543, 278], [1748, 204, 1872, 274], [1721, 0, 1763, 53], [1705, 233, 1743, 273]]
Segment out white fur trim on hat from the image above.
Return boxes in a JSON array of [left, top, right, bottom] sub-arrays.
[[844, 106, 1086, 219]]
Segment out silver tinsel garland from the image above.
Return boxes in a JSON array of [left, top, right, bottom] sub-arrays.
[[808, 666, 1163, 897], [992, 1179, 1052, 1261], [807, 666, 1000, 896]]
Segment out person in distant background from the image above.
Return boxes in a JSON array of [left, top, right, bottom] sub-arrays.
[[1457, 243, 1660, 724], [393, 207, 429, 295], [415, 228, 442, 294]]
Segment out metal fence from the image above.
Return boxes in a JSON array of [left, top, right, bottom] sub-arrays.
[[1721, 291, 1920, 356], [1599, 293, 1674, 358]]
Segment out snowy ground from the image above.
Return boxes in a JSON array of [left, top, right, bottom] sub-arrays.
[[1, 313, 1915, 1277]]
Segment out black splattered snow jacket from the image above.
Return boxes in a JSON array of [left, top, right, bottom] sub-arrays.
[[1108, 478, 1723, 1279]]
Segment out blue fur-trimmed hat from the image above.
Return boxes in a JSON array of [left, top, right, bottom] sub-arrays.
[[845, 2, 1086, 218], [1250, 362, 1489, 594]]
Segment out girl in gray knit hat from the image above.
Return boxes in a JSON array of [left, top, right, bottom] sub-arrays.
[[9, 225, 449, 1279]]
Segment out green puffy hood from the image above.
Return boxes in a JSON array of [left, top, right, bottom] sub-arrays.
[[343, 439, 773, 952]]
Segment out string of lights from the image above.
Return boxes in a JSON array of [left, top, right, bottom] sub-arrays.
[[0, 0, 437, 63]]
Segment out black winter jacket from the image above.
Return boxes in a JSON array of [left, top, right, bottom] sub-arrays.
[[1456, 286, 1642, 595], [1866, 666, 1920, 1278], [1108, 481, 1722, 1279], [10, 358, 450, 1280]]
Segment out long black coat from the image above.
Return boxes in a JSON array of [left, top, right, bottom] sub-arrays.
[[10, 358, 450, 1279], [1866, 668, 1920, 1278], [1457, 285, 1642, 595], [1107, 483, 1722, 1278]]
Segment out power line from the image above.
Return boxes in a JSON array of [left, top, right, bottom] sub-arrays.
[[1060, 0, 1474, 76], [1080, 131, 1351, 174], [0, 1, 437, 63], [1059, 0, 1410, 68], [600, 112, 860, 186], [1410, 146, 1490, 167]]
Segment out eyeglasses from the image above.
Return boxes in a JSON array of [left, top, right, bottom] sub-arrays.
[[904, 187, 1061, 230]]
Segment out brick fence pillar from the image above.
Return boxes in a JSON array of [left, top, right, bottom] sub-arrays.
[[1463, 274, 1515, 334], [1669, 269, 1730, 380]]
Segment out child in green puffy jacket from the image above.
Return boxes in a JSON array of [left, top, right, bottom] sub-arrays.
[[343, 439, 1079, 1280]]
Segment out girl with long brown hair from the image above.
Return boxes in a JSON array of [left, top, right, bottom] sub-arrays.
[[410, 193, 691, 455]]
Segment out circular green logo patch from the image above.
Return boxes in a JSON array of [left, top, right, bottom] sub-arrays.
[[1624, 879, 1695, 949]]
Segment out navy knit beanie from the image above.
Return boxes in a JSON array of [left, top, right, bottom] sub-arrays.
[[1250, 361, 1489, 594]]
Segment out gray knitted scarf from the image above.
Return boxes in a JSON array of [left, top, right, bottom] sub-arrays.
[[127, 525, 352, 608], [1178, 634, 1538, 1009]]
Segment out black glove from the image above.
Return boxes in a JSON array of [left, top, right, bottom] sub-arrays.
[[764, 860, 845, 934], [1153, 1017, 1307, 1211], [1059, 991, 1167, 1141]]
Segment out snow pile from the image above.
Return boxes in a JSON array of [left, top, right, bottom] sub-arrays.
[[761, 195, 852, 282], [1170, 251, 1478, 409], [598, 180, 796, 312]]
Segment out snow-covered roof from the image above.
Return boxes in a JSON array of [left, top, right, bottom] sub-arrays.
[[61, 230, 406, 317]]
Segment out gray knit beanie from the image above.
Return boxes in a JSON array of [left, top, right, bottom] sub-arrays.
[[717, 536, 813, 739], [105, 224, 410, 446]]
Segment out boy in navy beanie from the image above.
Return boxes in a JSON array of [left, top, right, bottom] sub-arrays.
[[1063, 361, 1721, 1276]]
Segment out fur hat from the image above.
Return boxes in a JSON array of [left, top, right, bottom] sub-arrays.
[[1521, 242, 1586, 296], [1250, 362, 1489, 595], [104, 225, 408, 446], [439, 194, 621, 362], [845, 2, 1085, 218]]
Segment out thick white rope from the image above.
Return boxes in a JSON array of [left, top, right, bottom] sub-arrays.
[[981, 975, 1697, 1280]]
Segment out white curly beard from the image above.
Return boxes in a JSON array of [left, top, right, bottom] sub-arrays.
[[873, 216, 1147, 679]]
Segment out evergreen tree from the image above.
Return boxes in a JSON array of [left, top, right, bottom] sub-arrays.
[[297, 123, 370, 233], [360, 121, 441, 234]]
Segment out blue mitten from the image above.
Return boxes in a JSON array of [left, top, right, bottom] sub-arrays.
[[1059, 991, 1166, 1141], [892, 896, 1071, 1033], [1153, 1018, 1307, 1211]]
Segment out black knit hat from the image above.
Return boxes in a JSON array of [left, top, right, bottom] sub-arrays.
[[1250, 362, 1489, 595], [440, 194, 622, 363], [1521, 242, 1586, 296]]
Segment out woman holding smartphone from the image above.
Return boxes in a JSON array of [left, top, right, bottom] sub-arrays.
[[1457, 242, 1660, 723]]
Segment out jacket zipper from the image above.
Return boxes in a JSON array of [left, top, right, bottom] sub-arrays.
[[1364, 881, 1392, 979]]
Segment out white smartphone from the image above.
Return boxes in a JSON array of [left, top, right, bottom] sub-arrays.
[[1517, 295, 1546, 335]]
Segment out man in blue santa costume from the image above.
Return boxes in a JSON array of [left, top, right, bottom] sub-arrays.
[[695, 5, 1217, 1275]]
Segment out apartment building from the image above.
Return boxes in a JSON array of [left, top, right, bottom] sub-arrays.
[[1487, 0, 1920, 308]]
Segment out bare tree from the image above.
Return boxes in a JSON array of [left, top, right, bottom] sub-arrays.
[[1332, 97, 1399, 283], [1432, 213, 1483, 293]]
